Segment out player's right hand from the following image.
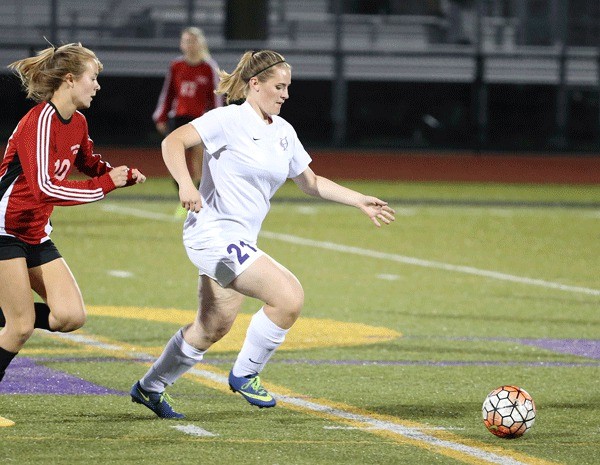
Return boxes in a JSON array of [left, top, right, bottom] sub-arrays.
[[179, 183, 202, 212]]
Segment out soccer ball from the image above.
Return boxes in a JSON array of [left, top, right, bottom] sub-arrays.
[[482, 385, 536, 438]]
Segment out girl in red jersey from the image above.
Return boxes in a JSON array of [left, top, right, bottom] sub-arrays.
[[0, 43, 146, 383], [153, 27, 222, 214]]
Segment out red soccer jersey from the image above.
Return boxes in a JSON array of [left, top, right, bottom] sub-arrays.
[[152, 57, 223, 124], [0, 102, 117, 244]]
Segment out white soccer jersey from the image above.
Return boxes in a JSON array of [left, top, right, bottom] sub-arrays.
[[184, 101, 311, 248]]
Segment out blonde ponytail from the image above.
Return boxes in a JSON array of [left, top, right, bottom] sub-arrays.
[[8, 42, 103, 102], [216, 50, 289, 105]]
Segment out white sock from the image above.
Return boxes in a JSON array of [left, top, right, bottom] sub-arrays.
[[232, 308, 288, 378], [140, 328, 205, 393]]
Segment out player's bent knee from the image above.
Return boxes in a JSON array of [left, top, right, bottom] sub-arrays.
[[287, 281, 305, 313], [5, 321, 35, 346], [53, 309, 86, 332], [277, 285, 304, 321]]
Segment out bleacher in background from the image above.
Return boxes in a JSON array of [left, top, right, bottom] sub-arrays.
[[0, 0, 598, 151], [0, 1, 596, 83], [0, 0, 525, 50]]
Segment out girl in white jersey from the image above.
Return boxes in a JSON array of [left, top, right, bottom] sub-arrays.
[[130, 50, 395, 418]]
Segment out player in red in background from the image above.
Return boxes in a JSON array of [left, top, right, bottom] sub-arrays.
[[0, 42, 146, 384], [153, 27, 222, 216]]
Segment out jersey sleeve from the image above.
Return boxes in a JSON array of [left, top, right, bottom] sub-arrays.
[[190, 107, 227, 154], [17, 110, 116, 206], [153, 61, 177, 124], [287, 126, 312, 178], [74, 119, 114, 178]]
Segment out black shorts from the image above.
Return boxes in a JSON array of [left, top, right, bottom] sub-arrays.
[[0, 236, 62, 268], [168, 116, 195, 133]]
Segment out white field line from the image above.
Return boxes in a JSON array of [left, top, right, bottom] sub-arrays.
[[171, 424, 217, 437], [49, 332, 538, 465], [107, 270, 134, 278], [261, 231, 600, 296], [102, 204, 600, 297], [101, 204, 180, 222]]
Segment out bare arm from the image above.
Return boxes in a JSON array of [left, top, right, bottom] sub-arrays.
[[161, 123, 203, 212], [292, 167, 395, 227]]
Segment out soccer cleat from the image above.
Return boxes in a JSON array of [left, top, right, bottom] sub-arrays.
[[228, 371, 276, 408], [130, 381, 184, 419]]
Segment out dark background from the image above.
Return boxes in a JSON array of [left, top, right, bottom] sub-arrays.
[[0, 0, 599, 154], [1, 74, 597, 153]]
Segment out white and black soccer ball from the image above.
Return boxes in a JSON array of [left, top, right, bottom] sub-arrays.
[[482, 385, 536, 438]]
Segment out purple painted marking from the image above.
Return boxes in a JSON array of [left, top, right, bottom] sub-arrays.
[[518, 338, 600, 359], [0, 358, 124, 395], [274, 359, 599, 367], [407, 336, 600, 361]]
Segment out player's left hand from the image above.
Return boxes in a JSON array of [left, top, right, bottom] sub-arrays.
[[125, 167, 146, 186], [359, 196, 395, 227]]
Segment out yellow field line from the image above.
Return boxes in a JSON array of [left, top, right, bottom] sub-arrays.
[[0, 415, 15, 427], [43, 330, 560, 465]]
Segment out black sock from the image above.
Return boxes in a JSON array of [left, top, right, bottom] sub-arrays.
[[34, 302, 52, 331], [0, 303, 51, 330], [0, 346, 18, 382]]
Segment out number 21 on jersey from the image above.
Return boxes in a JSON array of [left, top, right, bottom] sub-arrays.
[[227, 241, 257, 265]]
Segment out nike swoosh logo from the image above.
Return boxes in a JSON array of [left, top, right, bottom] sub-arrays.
[[252, 137, 260, 140], [137, 388, 151, 402], [240, 391, 273, 402], [248, 358, 261, 364]]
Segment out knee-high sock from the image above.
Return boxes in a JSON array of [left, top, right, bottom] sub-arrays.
[[232, 308, 288, 378], [0, 303, 51, 330], [140, 328, 205, 393], [0, 346, 18, 383]]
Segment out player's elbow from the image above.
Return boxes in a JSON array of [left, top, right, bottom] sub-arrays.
[[298, 178, 320, 197], [161, 132, 184, 152]]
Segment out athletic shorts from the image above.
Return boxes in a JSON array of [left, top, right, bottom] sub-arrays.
[[185, 240, 264, 287], [0, 236, 62, 268]]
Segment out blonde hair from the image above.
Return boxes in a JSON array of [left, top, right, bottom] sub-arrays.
[[8, 42, 103, 103], [181, 26, 211, 61], [216, 50, 290, 105]]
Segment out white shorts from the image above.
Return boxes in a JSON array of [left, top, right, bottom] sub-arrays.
[[185, 240, 264, 287]]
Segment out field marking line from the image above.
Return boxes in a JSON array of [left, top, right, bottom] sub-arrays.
[[101, 204, 179, 222], [0, 415, 15, 427], [260, 231, 599, 297], [101, 204, 599, 297], [171, 424, 217, 437], [45, 331, 558, 465]]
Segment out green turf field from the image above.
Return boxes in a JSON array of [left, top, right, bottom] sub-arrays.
[[1, 177, 599, 465]]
